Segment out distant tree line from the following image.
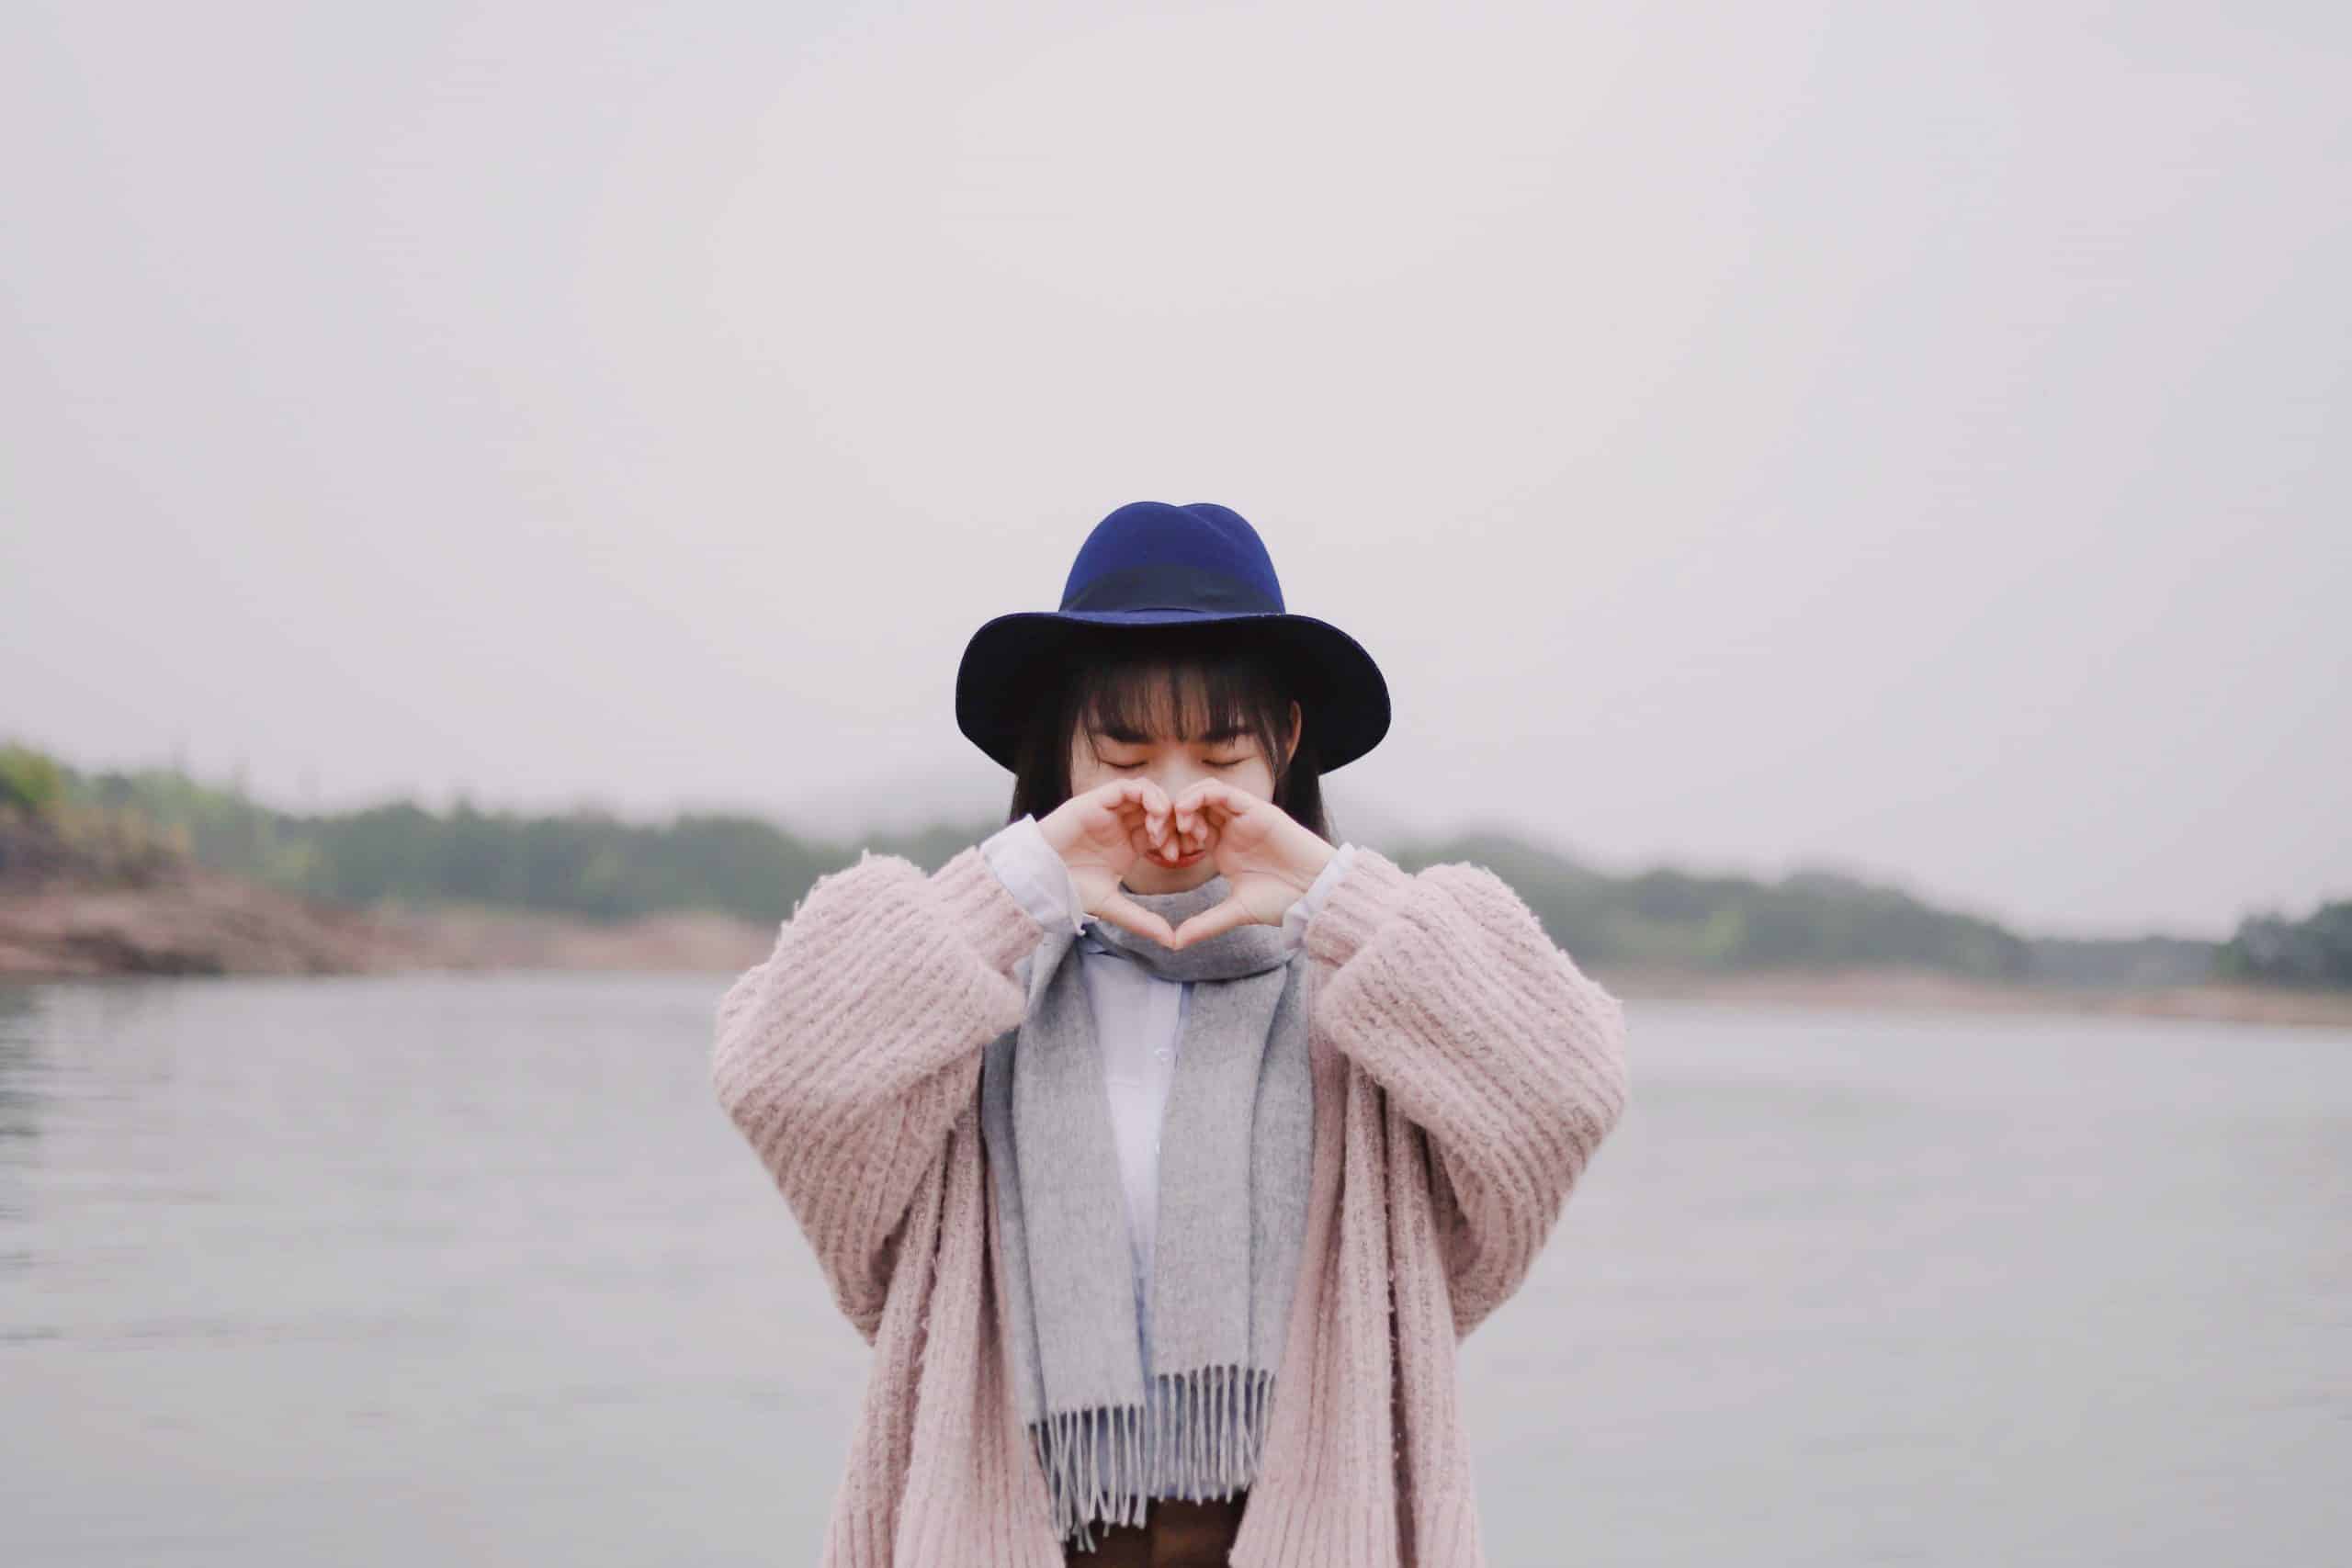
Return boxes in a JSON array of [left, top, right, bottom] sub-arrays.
[[1374, 830, 2035, 979], [5, 739, 2341, 987], [2215, 900, 2352, 987]]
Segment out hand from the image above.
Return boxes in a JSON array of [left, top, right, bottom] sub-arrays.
[[1035, 778, 1183, 947], [1163, 779, 1337, 950]]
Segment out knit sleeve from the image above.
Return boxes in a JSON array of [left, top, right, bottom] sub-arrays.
[[711, 842, 1046, 1342], [1302, 845, 1630, 1337]]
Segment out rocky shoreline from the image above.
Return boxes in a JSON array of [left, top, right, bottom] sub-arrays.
[[5, 871, 2348, 1030], [0, 868, 774, 979]]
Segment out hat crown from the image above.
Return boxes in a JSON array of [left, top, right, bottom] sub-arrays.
[[1060, 502, 1286, 616], [956, 498, 1389, 775]]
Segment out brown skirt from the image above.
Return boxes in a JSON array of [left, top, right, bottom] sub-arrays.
[[1062, 1488, 1250, 1567]]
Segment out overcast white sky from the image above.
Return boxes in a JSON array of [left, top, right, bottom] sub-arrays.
[[4, 1, 2346, 940]]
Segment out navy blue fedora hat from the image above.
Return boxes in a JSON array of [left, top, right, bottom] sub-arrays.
[[956, 501, 1391, 773]]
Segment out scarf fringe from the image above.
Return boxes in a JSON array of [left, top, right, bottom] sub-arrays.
[[1032, 1364, 1277, 1552]]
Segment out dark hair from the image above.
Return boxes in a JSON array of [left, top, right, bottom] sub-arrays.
[[1005, 624, 1335, 842]]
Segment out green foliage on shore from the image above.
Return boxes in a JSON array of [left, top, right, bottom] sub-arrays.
[[0, 743, 68, 815], [0, 742, 189, 886], [2216, 899, 2352, 987], [6, 738, 2333, 987]]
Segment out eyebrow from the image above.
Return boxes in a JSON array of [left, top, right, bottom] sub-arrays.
[[1096, 723, 1250, 745]]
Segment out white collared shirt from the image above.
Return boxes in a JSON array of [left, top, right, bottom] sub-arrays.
[[979, 814, 1357, 1376]]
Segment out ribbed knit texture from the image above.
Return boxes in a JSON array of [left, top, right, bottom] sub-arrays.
[[711, 840, 1631, 1567]]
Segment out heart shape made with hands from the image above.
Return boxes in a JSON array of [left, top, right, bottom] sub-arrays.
[[1048, 776, 1331, 952]]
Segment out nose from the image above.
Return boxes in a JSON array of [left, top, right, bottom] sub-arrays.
[[1146, 759, 1216, 802]]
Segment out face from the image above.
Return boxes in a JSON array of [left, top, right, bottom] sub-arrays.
[[1067, 670, 1303, 894]]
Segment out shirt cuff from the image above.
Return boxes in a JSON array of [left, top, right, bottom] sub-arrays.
[[1280, 841, 1357, 945], [979, 814, 1086, 936]]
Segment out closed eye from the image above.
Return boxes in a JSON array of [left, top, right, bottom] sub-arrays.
[[1097, 752, 1246, 770]]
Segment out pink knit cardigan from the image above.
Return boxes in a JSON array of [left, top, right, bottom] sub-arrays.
[[710, 839, 1630, 1567]]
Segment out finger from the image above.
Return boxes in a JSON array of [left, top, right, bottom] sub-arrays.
[[1127, 818, 1172, 862], [1170, 895, 1261, 950], [1182, 776, 1249, 824], [1110, 779, 1170, 852], [1092, 891, 1176, 948], [1176, 784, 1250, 846], [1147, 780, 1179, 852], [1172, 779, 1222, 838], [1136, 818, 1200, 862], [1125, 793, 1172, 856], [1142, 780, 1177, 849], [1165, 805, 1209, 857], [1190, 807, 1220, 853]]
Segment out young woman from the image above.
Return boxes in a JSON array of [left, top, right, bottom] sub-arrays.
[[712, 502, 1630, 1568]]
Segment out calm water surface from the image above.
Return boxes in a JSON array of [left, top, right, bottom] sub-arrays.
[[3, 975, 2346, 1565]]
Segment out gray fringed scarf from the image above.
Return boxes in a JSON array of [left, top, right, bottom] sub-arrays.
[[978, 872, 1315, 1551]]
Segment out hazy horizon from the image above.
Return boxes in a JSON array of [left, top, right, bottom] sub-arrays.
[[6, 2, 2346, 945], [0, 722, 2297, 947]]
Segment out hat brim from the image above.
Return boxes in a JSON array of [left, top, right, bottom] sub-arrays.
[[956, 608, 1390, 775]]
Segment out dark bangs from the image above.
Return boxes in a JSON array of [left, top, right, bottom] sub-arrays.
[[1006, 624, 1334, 842]]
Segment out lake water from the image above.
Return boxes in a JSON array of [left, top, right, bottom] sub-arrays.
[[3, 975, 2346, 1566]]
